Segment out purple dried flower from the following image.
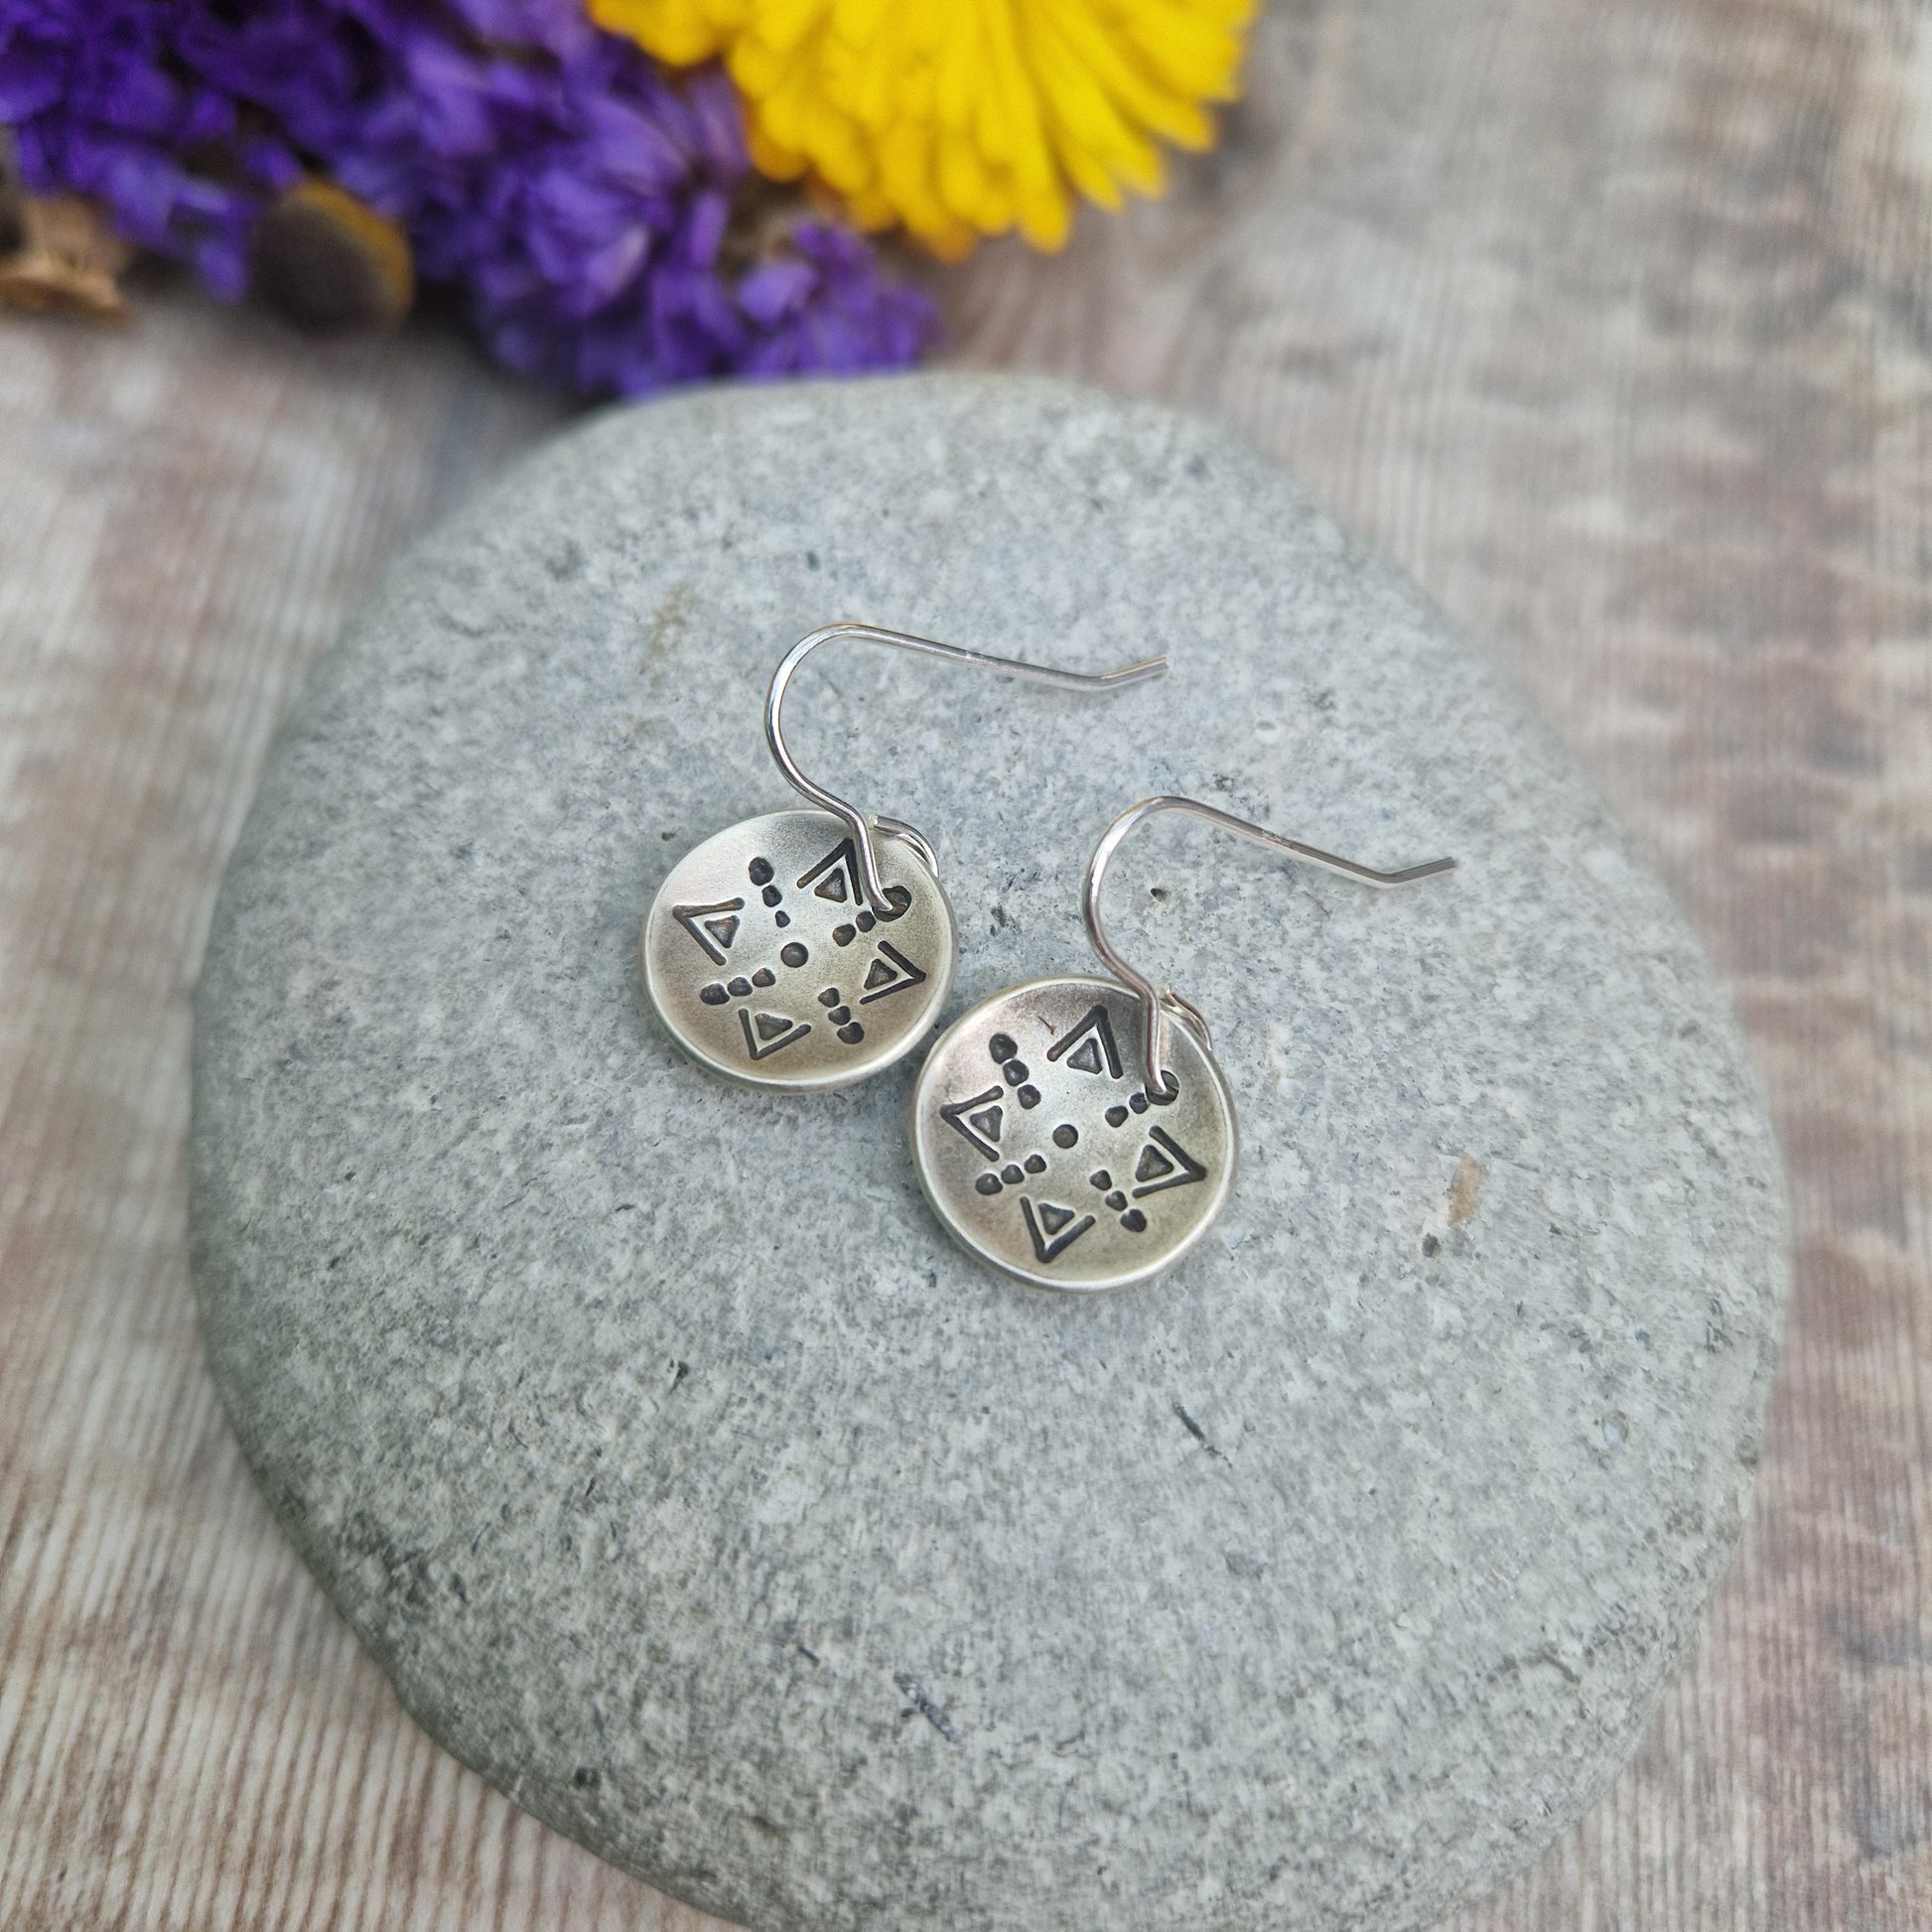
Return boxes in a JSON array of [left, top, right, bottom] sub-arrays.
[[0, 0, 297, 297], [0, 0, 936, 393], [741, 221, 935, 375]]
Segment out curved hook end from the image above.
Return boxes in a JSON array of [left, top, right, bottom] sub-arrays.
[[1095, 654, 1170, 688], [1368, 854, 1457, 886]]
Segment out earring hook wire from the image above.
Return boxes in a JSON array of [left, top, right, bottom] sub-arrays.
[[764, 622, 1169, 913], [1082, 795, 1456, 1101]]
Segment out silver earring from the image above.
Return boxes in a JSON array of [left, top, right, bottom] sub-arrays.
[[910, 795, 1456, 1290], [641, 623, 1169, 1092]]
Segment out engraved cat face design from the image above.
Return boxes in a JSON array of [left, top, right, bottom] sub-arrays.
[[642, 809, 956, 1091]]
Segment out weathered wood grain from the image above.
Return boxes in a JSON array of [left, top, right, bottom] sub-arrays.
[[3, 0, 1930, 1922]]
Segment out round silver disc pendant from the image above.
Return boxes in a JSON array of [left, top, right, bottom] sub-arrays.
[[910, 975, 1238, 1292], [642, 808, 956, 1092]]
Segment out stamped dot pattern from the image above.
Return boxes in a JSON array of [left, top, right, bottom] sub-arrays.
[[679, 855, 940, 1053], [961, 1032, 1183, 1235], [647, 812, 952, 1088], [916, 980, 1233, 1289]]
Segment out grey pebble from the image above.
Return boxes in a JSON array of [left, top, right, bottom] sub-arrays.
[[192, 373, 1787, 1932]]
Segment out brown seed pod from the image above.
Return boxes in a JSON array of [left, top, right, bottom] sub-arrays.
[[248, 179, 414, 336], [0, 130, 25, 256], [0, 194, 134, 323]]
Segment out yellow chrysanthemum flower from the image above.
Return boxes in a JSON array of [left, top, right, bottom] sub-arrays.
[[589, 0, 1255, 258]]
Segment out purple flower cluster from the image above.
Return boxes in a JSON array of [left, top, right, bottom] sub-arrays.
[[0, 0, 289, 297], [0, 0, 936, 394]]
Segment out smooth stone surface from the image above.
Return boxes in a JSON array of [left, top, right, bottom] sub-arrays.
[[191, 373, 1788, 1932]]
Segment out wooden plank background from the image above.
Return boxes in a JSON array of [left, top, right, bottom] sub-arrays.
[[4, 0, 1930, 1923]]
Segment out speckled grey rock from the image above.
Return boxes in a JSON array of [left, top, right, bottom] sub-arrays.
[[191, 374, 1787, 1932]]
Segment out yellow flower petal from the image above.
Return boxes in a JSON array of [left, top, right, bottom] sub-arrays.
[[745, 117, 809, 182], [589, 0, 737, 65], [605, 0, 1253, 254]]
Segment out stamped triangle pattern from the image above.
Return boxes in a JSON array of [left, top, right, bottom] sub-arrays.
[[797, 838, 863, 904], [673, 897, 746, 965], [1020, 1196, 1096, 1264], [738, 1007, 810, 1060], [796, 838, 914, 949], [1132, 1126, 1208, 1198], [934, 1011, 1215, 1270], [859, 941, 926, 1005], [940, 1085, 1006, 1160], [1045, 1004, 1123, 1079]]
